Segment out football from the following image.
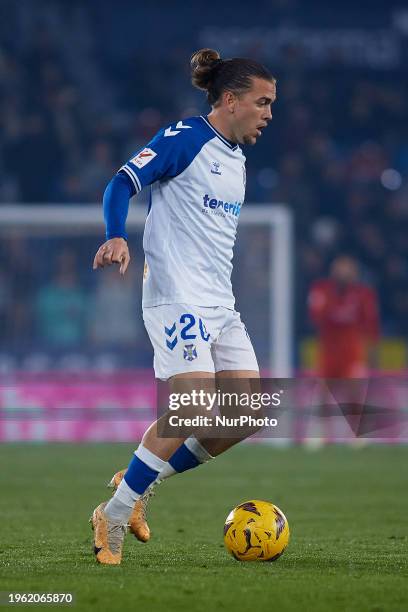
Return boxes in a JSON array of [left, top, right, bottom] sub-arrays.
[[223, 500, 290, 562]]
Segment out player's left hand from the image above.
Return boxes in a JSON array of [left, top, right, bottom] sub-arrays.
[[92, 237, 130, 275]]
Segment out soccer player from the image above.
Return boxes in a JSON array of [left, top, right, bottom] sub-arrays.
[[91, 48, 276, 564], [308, 255, 380, 378], [304, 255, 380, 445]]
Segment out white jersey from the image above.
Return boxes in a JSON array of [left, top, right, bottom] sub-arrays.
[[120, 116, 246, 309]]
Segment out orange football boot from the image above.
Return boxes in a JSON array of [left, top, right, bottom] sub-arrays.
[[90, 501, 127, 565], [107, 470, 157, 543]]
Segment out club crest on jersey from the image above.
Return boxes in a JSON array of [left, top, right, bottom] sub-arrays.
[[183, 344, 198, 361], [130, 147, 157, 169], [210, 161, 222, 175]]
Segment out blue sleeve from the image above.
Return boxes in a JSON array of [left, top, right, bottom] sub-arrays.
[[119, 119, 210, 192], [103, 171, 135, 241]]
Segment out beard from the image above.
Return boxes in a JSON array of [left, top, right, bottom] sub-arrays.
[[242, 134, 257, 145]]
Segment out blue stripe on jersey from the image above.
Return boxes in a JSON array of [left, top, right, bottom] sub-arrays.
[[103, 171, 135, 240], [147, 186, 152, 215], [121, 116, 220, 191], [121, 164, 142, 193]]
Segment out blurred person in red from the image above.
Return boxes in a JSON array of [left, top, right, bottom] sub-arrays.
[[308, 255, 380, 378], [299, 256, 381, 447]]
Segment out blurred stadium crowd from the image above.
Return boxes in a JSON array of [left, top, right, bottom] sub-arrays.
[[1, 0, 407, 370]]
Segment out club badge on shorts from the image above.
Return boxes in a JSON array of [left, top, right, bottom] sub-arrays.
[[183, 344, 198, 361]]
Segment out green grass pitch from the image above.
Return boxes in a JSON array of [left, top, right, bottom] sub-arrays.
[[0, 444, 407, 611]]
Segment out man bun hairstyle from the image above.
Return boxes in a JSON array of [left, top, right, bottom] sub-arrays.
[[190, 48, 275, 106], [190, 48, 221, 91]]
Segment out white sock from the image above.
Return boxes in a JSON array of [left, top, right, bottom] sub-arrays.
[[104, 479, 139, 524], [104, 444, 166, 524], [184, 436, 213, 462], [105, 438, 213, 523]]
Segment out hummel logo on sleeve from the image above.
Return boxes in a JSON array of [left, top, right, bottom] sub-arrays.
[[164, 121, 192, 137]]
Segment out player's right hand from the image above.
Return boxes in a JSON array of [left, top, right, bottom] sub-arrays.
[[93, 237, 130, 275]]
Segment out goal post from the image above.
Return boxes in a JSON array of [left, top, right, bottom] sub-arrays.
[[238, 205, 293, 376]]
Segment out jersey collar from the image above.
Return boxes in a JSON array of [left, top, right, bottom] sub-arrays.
[[200, 116, 239, 151]]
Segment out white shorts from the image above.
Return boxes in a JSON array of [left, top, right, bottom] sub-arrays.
[[143, 304, 259, 380]]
